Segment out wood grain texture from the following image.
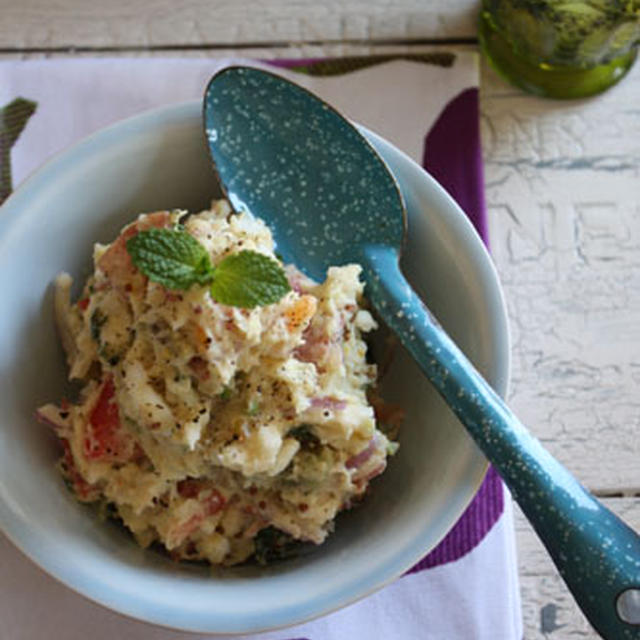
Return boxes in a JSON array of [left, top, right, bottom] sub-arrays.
[[481, 59, 640, 638], [0, 0, 478, 50], [0, 41, 476, 62], [481, 60, 640, 494], [515, 498, 640, 639]]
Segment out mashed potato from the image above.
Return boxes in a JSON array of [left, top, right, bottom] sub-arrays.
[[37, 200, 400, 565]]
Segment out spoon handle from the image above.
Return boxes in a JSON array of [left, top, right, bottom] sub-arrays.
[[362, 245, 640, 640]]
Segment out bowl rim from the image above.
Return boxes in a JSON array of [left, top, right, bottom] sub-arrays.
[[0, 99, 511, 634]]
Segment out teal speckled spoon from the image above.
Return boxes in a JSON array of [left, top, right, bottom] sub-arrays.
[[204, 66, 640, 639]]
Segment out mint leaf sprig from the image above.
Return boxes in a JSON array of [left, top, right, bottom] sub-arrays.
[[126, 228, 213, 290], [126, 228, 291, 308]]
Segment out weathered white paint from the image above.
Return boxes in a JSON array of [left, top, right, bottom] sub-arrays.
[[0, 0, 478, 49], [481, 57, 640, 638], [482, 60, 640, 493], [1, 4, 639, 637], [515, 499, 640, 639]]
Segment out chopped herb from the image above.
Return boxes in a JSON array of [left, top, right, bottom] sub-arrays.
[[387, 440, 400, 455], [288, 424, 321, 452], [97, 500, 119, 522], [97, 343, 118, 366], [90, 309, 107, 342], [253, 526, 309, 565], [247, 399, 260, 416], [219, 386, 233, 401]]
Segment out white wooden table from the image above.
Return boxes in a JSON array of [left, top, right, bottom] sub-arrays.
[[1, 2, 639, 638]]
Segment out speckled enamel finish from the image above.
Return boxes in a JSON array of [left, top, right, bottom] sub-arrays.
[[203, 66, 405, 283], [365, 247, 640, 640], [204, 66, 640, 639]]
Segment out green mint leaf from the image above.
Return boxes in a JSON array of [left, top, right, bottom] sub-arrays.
[[126, 228, 214, 290], [210, 250, 291, 308]]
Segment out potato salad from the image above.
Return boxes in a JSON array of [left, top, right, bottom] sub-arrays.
[[37, 200, 400, 565]]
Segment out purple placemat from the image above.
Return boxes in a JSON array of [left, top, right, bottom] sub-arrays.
[[424, 87, 489, 245], [410, 85, 502, 572]]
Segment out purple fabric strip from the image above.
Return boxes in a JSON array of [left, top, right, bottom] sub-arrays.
[[407, 87, 502, 573], [406, 467, 503, 574], [268, 60, 504, 571], [423, 87, 488, 244]]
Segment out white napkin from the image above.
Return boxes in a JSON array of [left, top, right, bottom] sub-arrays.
[[0, 55, 523, 640]]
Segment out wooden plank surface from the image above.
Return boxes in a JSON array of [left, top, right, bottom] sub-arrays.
[[1, 2, 639, 637], [0, 0, 478, 50], [481, 57, 640, 637], [516, 499, 640, 639], [482, 60, 640, 493]]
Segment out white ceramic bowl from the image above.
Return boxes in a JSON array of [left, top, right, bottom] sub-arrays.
[[0, 102, 509, 634]]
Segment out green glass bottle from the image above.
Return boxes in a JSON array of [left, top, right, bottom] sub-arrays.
[[480, 0, 640, 98]]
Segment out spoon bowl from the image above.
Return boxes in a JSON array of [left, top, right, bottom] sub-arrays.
[[203, 66, 406, 282], [204, 66, 640, 640]]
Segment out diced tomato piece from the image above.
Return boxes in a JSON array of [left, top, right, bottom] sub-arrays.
[[83, 376, 134, 462], [204, 489, 226, 516], [177, 479, 226, 516], [177, 478, 203, 499], [188, 356, 210, 381], [77, 297, 90, 311], [168, 488, 226, 547]]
